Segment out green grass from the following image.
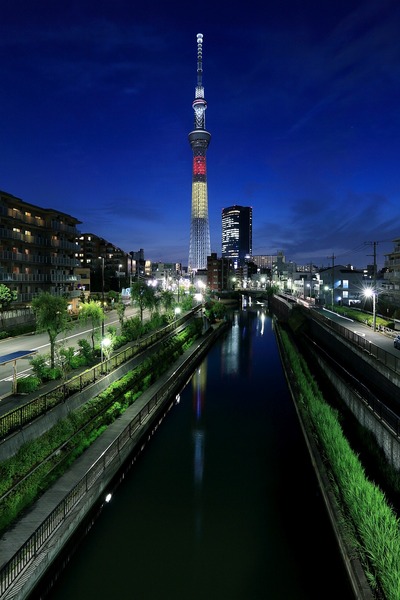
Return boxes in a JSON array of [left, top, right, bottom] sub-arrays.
[[0, 320, 202, 534], [279, 326, 400, 600]]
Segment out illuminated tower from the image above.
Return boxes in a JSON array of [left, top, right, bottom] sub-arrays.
[[188, 33, 211, 273]]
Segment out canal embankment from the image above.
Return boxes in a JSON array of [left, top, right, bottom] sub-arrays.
[[0, 321, 230, 600], [273, 320, 375, 600]]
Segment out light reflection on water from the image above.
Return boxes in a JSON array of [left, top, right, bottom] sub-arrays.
[[41, 308, 354, 600]]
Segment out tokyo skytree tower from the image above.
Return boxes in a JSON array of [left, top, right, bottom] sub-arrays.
[[188, 33, 211, 273]]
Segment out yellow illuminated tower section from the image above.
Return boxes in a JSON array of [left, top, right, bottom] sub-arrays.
[[188, 33, 211, 273]]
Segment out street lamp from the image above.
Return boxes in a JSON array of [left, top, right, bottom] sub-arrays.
[[364, 288, 377, 332], [99, 257, 105, 336], [101, 337, 112, 372], [324, 285, 329, 305], [118, 264, 122, 292]]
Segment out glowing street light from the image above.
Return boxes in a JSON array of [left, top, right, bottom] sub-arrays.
[[118, 264, 123, 292], [99, 256, 105, 336], [101, 336, 112, 371], [363, 287, 377, 332]]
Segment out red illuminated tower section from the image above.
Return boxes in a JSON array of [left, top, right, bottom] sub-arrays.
[[188, 33, 211, 273]]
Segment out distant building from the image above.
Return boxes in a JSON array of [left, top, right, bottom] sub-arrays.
[[207, 252, 230, 292], [382, 239, 400, 306], [252, 254, 280, 273], [151, 262, 182, 288], [221, 205, 252, 269], [129, 249, 149, 281], [318, 265, 366, 306], [76, 233, 129, 293], [0, 189, 82, 308]]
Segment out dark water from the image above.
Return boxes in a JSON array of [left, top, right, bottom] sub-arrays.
[[38, 308, 354, 599]]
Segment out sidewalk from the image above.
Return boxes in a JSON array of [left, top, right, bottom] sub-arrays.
[[0, 362, 95, 418], [0, 325, 223, 599]]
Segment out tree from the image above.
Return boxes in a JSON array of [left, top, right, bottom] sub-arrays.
[[79, 301, 105, 351], [160, 290, 175, 314], [116, 301, 126, 327], [130, 282, 156, 323], [0, 284, 18, 330], [31, 293, 70, 368], [204, 300, 227, 323]]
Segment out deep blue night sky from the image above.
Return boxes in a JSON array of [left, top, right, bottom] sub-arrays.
[[1, 0, 399, 269]]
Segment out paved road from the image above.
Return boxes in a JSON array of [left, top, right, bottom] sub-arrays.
[[314, 306, 399, 356], [0, 305, 144, 399]]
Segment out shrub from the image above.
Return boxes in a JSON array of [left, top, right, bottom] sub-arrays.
[[44, 367, 62, 381], [122, 316, 142, 341], [77, 338, 95, 364], [17, 376, 41, 394], [30, 354, 49, 380], [69, 355, 87, 369]]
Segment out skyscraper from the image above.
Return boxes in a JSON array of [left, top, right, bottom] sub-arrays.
[[188, 33, 211, 273], [222, 205, 253, 268]]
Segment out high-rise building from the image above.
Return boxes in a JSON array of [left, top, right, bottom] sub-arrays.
[[188, 33, 211, 273], [221, 205, 253, 269]]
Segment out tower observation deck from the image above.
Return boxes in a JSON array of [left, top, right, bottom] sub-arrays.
[[188, 33, 211, 273]]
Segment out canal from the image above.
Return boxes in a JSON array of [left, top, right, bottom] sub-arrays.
[[36, 307, 354, 599]]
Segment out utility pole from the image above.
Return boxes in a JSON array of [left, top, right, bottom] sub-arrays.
[[365, 241, 379, 331], [327, 254, 336, 306], [365, 241, 378, 289], [99, 256, 105, 337]]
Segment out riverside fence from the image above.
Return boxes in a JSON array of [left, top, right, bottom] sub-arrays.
[[0, 320, 227, 598], [0, 308, 200, 440]]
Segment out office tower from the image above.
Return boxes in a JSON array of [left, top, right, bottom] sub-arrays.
[[188, 33, 211, 273], [221, 205, 253, 268]]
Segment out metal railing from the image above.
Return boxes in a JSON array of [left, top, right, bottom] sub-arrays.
[[0, 309, 199, 440], [0, 320, 224, 597], [308, 308, 400, 375]]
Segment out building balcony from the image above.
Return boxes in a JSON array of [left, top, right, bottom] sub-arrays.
[[0, 273, 80, 283], [51, 220, 80, 235], [2, 207, 46, 227], [0, 251, 49, 263], [51, 239, 80, 251], [0, 228, 51, 246]]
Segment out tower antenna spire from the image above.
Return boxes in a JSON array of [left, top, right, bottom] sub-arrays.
[[196, 32, 203, 88], [188, 33, 211, 273]]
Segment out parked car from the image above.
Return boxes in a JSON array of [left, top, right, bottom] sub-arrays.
[[394, 335, 400, 349]]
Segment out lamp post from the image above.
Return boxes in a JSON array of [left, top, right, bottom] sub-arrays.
[[364, 288, 377, 332], [118, 263, 122, 292], [101, 337, 112, 373], [99, 257, 105, 336], [324, 285, 329, 305]]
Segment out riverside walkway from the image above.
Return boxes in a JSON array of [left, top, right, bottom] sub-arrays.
[[0, 321, 226, 600]]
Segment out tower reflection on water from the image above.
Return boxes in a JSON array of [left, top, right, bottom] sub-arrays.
[[192, 361, 207, 538]]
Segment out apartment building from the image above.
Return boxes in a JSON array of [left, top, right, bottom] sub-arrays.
[[0, 190, 82, 307]]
